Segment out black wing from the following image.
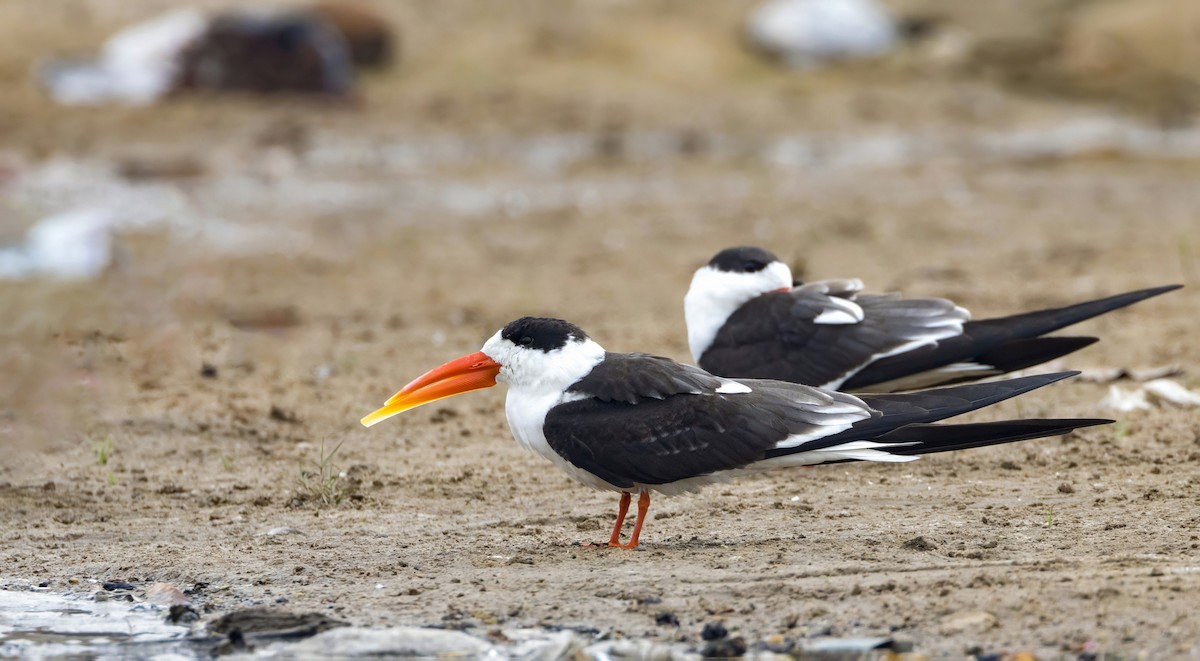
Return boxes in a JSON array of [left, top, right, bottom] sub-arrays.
[[699, 287, 967, 388], [548, 355, 872, 487], [787, 371, 1080, 455], [842, 284, 1182, 391], [567, 352, 726, 403]]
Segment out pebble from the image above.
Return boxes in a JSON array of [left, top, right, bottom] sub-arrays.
[[103, 580, 135, 591], [278, 626, 492, 657], [762, 634, 795, 653], [902, 536, 938, 551], [167, 604, 200, 625], [655, 612, 680, 627], [147, 582, 188, 606], [940, 610, 998, 634], [701, 636, 747, 658], [701, 622, 728, 640]]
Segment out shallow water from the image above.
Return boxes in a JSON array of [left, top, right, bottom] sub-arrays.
[[0, 588, 198, 659]]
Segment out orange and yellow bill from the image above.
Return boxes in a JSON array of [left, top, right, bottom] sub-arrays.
[[360, 352, 501, 427]]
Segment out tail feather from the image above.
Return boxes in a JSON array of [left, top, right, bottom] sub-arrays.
[[843, 285, 1181, 391], [876, 418, 1112, 456], [770, 371, 1080, 458], [864, 336, 1098, 392], [972, 336, 1098, 374]]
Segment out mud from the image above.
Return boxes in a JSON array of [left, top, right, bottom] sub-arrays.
[[2, 0, 1200, 658]]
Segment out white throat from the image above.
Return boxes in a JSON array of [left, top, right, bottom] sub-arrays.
[[684, 261, 792, 360], [480, 333, 613, 487]]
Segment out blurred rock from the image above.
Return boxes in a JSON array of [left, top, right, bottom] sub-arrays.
[[167, 604, 200, 625], [176, 8, 353, 97], [146, 583, 189, 606], [745, 0, 897, 68], [39, 3, 397, 105], [939, 610, 997, 635], [312, 2, 396, 68], [0, 209, 114, 280], [270, 626, 492, 657], [208, 607, 346, 638]]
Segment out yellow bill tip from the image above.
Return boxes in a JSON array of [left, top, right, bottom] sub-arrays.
[[360, 403, 405, 428]]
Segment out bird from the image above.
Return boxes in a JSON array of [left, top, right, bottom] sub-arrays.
[[362, 316, 1109, 549], [685, 246, 1181, 392]]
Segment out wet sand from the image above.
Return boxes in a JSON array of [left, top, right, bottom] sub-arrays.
[[2, 1, 1200, 657]]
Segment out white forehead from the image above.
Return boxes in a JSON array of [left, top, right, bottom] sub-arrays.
[[689, 261, 792, 299], [481, 331, 606, 391]]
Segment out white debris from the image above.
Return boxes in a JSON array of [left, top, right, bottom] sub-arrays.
[[745, 0, 897, 68], [0, 209, 115, 280], [263, 626, 494, 658], [1142, 379, 1200, 407], [1078, 365, 1183, 383], [40, 9, 207, 105], [1101, 379, 1200, 412]]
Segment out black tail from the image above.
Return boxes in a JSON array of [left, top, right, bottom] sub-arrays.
[[972, 336, 1097, 375], [875, 418, 1112, 456], [774, 371, 1080, 458], [843, 285, 1181, 391]]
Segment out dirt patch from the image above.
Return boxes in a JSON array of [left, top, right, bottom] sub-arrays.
[[2, 1, 1199, 658]]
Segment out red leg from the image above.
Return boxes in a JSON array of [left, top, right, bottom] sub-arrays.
[[614, 492, 651, 549], [606, 492, 632, 547]]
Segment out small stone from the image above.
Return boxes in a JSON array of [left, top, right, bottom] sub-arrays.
[[37, 580, 49, 588], [103, 580, 135, 591], [200, 363, 218, 378], [902, 536, 937, 551], [763, 634, 794, 653], [701, 622, 728, 641], [655, 612, 680, 627], [269, 405, 300, 424], [940, 610, 997, 634], [1058, 483, 1075, 494], [94, 591, 110, 602], [167, 604, 200, 625], [147, 582, 188, 605], [701, 636, 746, 658]]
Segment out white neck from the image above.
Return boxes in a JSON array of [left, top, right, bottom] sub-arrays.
[[480, 334, 615, 487], [684, 261, 792, 360]]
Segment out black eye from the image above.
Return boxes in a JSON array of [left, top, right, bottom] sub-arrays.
[[519, 336, 533, 346], [743, 260, 765, 272]]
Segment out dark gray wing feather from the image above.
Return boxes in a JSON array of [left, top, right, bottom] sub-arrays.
[[549, 354, 873, 486], [700, 289, 967, 388], [567, 352, 726, 403]]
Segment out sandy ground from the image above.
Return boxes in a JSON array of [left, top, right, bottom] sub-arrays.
[[3, 1, 1200, 658]]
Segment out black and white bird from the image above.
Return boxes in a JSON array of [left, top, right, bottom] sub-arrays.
[[685, 246, 1181, 392], [362, 317, 1108, 548]]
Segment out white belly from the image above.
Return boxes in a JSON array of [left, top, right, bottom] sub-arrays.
[[505, 390, 625, 492]]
